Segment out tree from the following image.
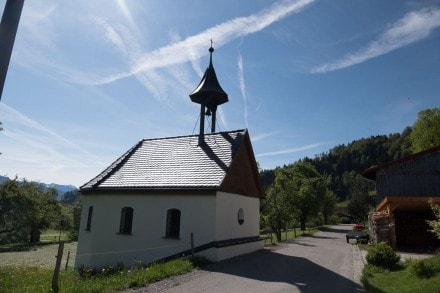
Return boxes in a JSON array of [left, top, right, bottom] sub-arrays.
[[262, 184, 294, 242], [427, 200, 440, 240], [411, 108, 440, 153], [275, 162, 329, 232], [0, 179, 30, 243], [346, 172, 373, 222], [68, 199, 82, 241], [22, 181, 60, 242], [61, 189, 80, 205], [321, 189, 337, 225], [0, 178, 62, 244]]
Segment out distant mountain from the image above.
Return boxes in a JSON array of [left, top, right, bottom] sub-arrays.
[[0, 175, 77, 200], [0, 175, 8, 184], [46, 183, 77, 196]]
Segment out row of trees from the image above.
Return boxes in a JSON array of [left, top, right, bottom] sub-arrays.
[[0, 178, 81, 244]]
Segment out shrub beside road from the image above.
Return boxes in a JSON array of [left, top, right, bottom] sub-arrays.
[[361, 243, 440, 292]]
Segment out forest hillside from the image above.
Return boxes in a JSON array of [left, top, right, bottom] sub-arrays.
[[260, 107, 440, 202]]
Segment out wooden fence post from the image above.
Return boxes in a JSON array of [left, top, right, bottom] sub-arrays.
[[52, 241, 64, 293]]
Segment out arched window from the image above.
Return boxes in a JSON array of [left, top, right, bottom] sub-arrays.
[[165, 209, 181, 238], [119, 207, 134, 234], [86, 206, 93, 231]]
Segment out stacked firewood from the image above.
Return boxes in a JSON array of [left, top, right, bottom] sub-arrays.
[[368, 212, 390, 243]]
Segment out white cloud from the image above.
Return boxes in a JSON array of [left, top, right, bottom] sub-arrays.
[[237, 53, 248, 128], [312, 7, 440, 73], [116, 0, 139, 35], [12, 0, 314, 105], [256, 142, 329, 157], [94, 0, 315, 84], [217, 107, 228, 130], [252, 131, 280, 142]]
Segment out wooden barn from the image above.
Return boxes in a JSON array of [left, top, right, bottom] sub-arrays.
[[362, 145, 440, 249]]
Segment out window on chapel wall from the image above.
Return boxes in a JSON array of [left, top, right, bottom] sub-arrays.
[[165, 209, 181, 238], [86, 206, 93, 231], [119, 207, 134, 234]]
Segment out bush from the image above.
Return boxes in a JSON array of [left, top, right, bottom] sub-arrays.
[[328, 215, 339, 225], [366, 242, 400, 269], [408, 259, 435, 278], [339, 216, 351, 224]]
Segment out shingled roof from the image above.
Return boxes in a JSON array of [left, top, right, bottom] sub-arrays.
[[81, 129, 264, 198]]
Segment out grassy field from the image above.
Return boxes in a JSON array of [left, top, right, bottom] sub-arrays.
[[39, 229, 69, 242], [0, 258, 193, 293], [362, 254, 440, 292], [260, 227, 320, 245], [0, 239, 195, 292]]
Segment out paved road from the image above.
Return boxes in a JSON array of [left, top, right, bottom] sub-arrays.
[[134, 224, 365, 293]]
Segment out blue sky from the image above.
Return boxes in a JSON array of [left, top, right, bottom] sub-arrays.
[[0, 0, 439, 186]]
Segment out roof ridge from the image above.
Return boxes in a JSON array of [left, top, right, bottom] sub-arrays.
[[140, 129, 246, 142], [361, 144, 440, 179], [80, 139, 144, 190]]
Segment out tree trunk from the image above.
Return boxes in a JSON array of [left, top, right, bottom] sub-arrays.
[[276, 229, 282, 242], [30, 230, 40, 243], [300, 214, 306, 233], [276, 217, 282, 242]]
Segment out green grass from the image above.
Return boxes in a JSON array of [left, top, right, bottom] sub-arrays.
[[362, 254, 440, 293], [260, 227, 321, 245], [40, 229, 69, 242], [336, 200, 349, 207], [0, 258, 193, 293]]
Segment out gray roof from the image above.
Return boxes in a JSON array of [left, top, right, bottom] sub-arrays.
[[81, 129, 247, 192]]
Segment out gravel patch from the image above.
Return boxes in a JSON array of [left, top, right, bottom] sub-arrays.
[[0, 242, 77, 269]]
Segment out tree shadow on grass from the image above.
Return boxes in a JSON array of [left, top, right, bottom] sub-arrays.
[[204, 249, 363, 293]]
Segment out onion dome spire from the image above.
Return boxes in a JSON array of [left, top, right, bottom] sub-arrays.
[[190, 44, 228, 143]]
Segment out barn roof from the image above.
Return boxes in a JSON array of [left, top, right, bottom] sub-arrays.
[[80, 129, 264, 197], [361, 145, 440, 180]]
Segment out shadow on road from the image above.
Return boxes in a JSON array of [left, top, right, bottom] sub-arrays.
[[306, 235, 338, 240], [204, 248, 363, 293], [290, 240, 316, 247]]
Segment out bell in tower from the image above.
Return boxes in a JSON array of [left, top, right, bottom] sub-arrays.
[[189, 45, 228, 145]]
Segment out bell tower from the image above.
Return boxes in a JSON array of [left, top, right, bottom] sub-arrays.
[[189, 45, 228, 145]]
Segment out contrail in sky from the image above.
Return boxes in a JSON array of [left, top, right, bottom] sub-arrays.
[[311, 7, 440, 73], [95, 0, 316, 85]]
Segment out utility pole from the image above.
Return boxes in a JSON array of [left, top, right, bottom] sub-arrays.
[[0, 0, 25, 101]]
